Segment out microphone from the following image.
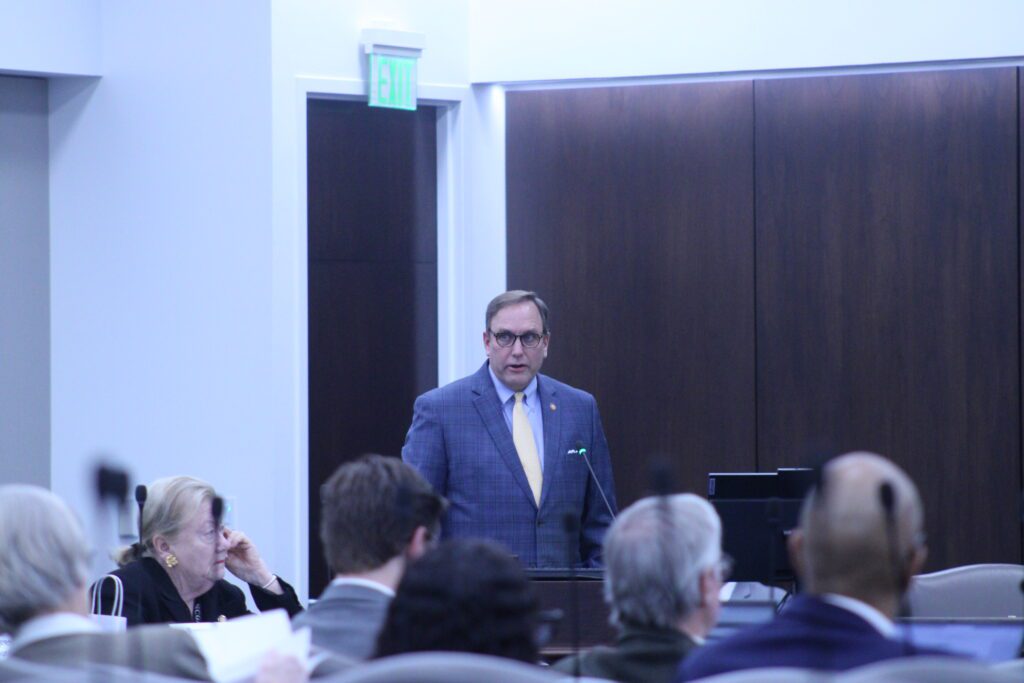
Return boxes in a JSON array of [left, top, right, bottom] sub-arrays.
[[1017, 577, 1024, 658], [1018, 492, 1024, 657], [134, 485, 147, 555], [562, 512, 582, 678], [879, 481, 913, 655], [96, 465, 129, 506], [575, 441, 615, 521], [212, 496, 224, 527]]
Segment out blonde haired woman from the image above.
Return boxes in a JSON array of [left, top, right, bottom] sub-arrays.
[[95, 476, 301, 626]]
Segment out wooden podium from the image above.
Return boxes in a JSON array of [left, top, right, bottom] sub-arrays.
[[526, 569, 615, 658]]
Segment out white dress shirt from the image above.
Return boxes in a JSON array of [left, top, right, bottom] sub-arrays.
[[329, 576, 395, 598], [820, 593, 896, 637]]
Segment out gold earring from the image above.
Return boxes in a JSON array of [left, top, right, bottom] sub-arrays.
[[164, 554, 179, 568]]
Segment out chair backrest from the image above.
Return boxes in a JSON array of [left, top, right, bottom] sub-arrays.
[[990, 657, 1024, 677], [838, 655, 1020, 683], [693, 668, 828, 683], [906, 564, 1024, 618], [327, 652, 566, 683]]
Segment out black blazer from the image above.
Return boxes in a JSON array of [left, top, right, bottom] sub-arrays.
[[93, 557, 303, 627]]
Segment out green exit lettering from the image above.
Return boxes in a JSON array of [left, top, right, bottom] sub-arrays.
[[369, 54, 418, 111]]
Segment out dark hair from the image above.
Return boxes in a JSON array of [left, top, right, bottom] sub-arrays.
[[320, 454, 446, 574], [485, 290, 550, 334], [374, 539, 540, 663]]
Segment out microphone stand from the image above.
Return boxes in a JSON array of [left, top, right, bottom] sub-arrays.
[[879, 482, 913, 656], [562, 513, 581, 679], [93, 464, 130, 683]]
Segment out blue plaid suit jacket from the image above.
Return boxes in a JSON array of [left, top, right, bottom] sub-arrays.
[[402, 362, 617, 567]]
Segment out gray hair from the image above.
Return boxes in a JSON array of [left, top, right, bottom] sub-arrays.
[[115, 475, 216, 566], [485, 290, 550, 334], [800, 452, 924, 603], [603, 493, 722, 630], [0, 485, 92, 631]]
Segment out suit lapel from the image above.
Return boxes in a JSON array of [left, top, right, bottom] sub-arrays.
[[471, 363, 538, 508], [538, 375, 561, 510]]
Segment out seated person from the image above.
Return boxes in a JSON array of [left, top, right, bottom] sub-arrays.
[[553, 494, 727, 683], [0, 484, 210, 679], [374, 539, 540, 663], [293, 454, 446, 659], [96, 475, 302, 626], [677, 452, 951, 681]]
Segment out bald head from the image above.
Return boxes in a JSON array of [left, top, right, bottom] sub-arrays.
[[795, 452, 925, 607]]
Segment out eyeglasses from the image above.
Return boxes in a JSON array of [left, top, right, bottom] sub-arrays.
[[489, 330, 546, 348]]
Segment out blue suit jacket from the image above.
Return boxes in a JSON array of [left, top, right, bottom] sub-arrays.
[[402, 362, 617, 567], [676, 595, 953, 681]]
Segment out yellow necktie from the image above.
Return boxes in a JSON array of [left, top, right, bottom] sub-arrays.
[[513, 392, 543, 505]]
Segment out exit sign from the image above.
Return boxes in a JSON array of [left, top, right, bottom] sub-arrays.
[[369, 54, 417, 111]]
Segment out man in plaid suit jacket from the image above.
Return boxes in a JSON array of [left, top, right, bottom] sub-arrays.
[[402, 291, 617, 567]]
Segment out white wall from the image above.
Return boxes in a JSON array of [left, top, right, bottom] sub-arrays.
[[469, 0, 1024, 83], [268, 0, 503, 595], [28, 0, 1024, 603], [0, 0, 101, 77], [48, 1, 280, 597], [0, 76, 50, 488]]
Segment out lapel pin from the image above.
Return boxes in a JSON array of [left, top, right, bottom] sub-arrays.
[[549, 403, 557, 412], [217, 615, 227, 622]]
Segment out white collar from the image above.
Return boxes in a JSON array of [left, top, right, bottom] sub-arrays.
[[488, 365, 538, 406], [10, 612, 99, 653], [329, 576, 395, 598], [820, 593, 896, 637]]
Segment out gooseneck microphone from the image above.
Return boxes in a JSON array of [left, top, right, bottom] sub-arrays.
[[134, 485, 147, 554], [879, 481, 913, 655], [562, 512, 582, 679], [1018, 492, 1024, 657], [575, 441, 615, 520], [212, 496, 224, 527]]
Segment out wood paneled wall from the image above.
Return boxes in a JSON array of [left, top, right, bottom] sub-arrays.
[[507, 83, 757, 504], [755, 69, 1020, 569], [506, 67, 1023, 569], [307, 99, 438, 594]]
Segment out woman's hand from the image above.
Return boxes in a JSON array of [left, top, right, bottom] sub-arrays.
[[223, 528, 282, 593]]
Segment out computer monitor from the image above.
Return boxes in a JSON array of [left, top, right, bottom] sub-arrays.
[[708, 468, 815, 584]]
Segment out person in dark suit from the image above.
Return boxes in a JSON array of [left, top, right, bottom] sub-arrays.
[[676, 452, 949, 681], [292, 454, 446, 660], [95, 476, 302, 626], [402, 290, 617, 567], [0, 484, 209, 680], [553, 494, 727, 683]]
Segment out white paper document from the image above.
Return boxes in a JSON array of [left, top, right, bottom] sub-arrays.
[[180, 609, 310, 682]]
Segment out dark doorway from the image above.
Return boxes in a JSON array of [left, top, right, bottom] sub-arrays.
[[307, 98, 438, 595]]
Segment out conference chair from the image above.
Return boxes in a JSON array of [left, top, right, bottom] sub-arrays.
[[838, 655, 1020, 683], [691, 667, 827, 683], [326, 652, 600, 683], [0, 658, 198, 683], [991, 657, 1024, 677], [906, 564, 1024, 618]]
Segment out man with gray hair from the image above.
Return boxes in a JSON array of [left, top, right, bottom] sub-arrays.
[[0, 484, 211, 679], [553, 494, 727, 682], [677, 452, 948, 681]]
